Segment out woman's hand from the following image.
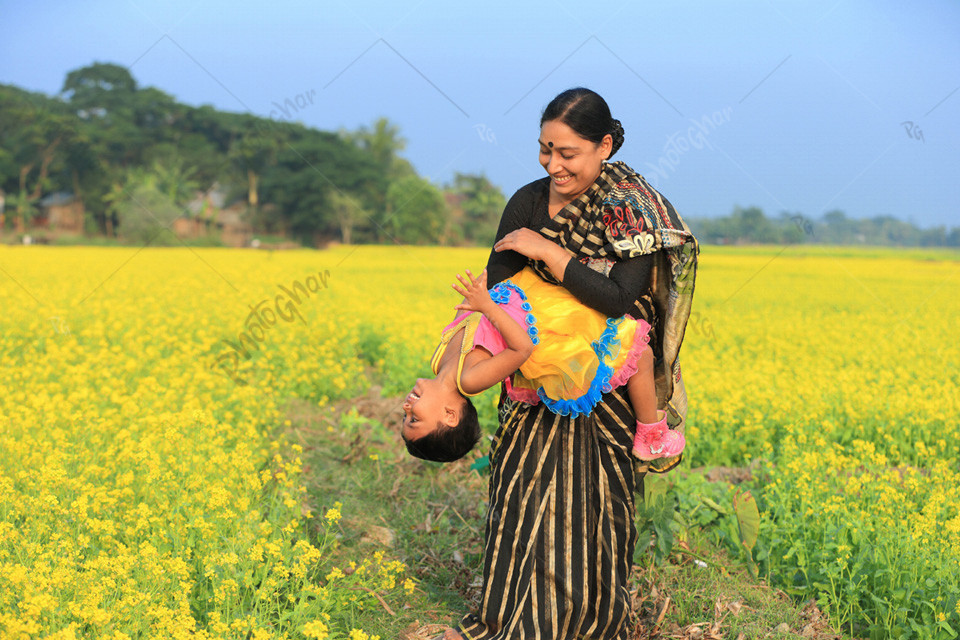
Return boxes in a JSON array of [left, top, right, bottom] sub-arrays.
[[494, 228, 573, 281], [452, 269, 493, 314], [494, 228, 561, 261]]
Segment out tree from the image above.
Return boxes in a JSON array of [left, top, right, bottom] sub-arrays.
[[0, 87, 78, 232], [61, 62, 137, 115], [61, 63, 145, 168], [327, 190, 366, 244], [730, 205, 777, 243], [447, 172, 506, 246], [258, 128, 382, 244], [114, 169, 181, 245], [385, 175, 447, 245], [150, 157, 199, 211], [339, 117, 408, 174], [339, 117, 415, 223], [228, 115, 285, 217]]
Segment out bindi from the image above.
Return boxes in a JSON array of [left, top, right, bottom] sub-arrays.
[[547, 141, 553, 148]]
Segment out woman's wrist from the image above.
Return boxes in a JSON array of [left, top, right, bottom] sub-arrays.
[[542, 243, 573, 280]]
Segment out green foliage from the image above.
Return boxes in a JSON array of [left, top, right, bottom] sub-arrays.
[[448, 172, 506, 246], [326, 190, 366, 245], [635, 475, 682, 564], [115, 176, 181, 246], [688, 205, 960, 247], [761, 461, 960, 640], [260, 131, 382, 244], [384, 176, 447, 245], [4, 67, 485, 246], [733, 488, 760, 578]]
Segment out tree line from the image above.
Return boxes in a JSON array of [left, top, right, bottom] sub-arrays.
[[0, 63, 504, 246], [1, 63, 955, 248], [687, 206, 960, 248]]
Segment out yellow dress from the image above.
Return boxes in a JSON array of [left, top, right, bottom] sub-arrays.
[[432, 266, 651, 418]]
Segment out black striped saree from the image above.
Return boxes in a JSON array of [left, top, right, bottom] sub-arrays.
[[457, 161, 698, 639]]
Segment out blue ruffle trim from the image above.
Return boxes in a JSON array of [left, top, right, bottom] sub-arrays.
[[536, 317, 625, 419], [490, 281, 540, 345], [491, 282, 630, 419]]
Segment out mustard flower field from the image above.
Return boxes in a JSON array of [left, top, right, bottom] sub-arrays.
[[1, 245, 958, 639]]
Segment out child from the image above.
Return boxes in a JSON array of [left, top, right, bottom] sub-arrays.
[[401, 267, 685, 463]]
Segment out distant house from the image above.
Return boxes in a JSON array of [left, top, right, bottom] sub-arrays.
[[176, 184, 252, 247], [172, 216, 204, 238], [38, 192, 84, 232], [217, 203, 253, 248], [185, 182, 227, 220]]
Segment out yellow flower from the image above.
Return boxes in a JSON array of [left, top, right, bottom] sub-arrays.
[[325, 567, 345, 582], [325, 501, 343, 524], [302, 620, 329, 639]]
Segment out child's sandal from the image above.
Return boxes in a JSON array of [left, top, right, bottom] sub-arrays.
[[632, 410, 685, 460]]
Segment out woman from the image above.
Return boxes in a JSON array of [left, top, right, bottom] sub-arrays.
[[445, 88, 699, 639]]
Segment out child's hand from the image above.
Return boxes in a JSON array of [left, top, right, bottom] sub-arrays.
[[452, 269, 493, 314]]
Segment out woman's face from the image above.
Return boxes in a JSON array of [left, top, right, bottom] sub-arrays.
[[538, 119, 612, 201]]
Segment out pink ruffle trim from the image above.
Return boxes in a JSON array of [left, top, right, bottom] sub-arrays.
[[605, 319, 652, 392], [505, 377, 541, 405], [506, 318, 652, 404]]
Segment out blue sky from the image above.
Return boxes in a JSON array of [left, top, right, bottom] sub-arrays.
[[3, 0, 958, 227]]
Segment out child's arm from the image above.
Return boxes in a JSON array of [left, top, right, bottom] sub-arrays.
[[452, 269, 534, 395]]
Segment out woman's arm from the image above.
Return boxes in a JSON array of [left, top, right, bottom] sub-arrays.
[[561, 253, 654, 317], [494, 228, 655, 318], [485, 179, 653, 316], [452, 269, 534, 395], [486, 184, 541, 286]]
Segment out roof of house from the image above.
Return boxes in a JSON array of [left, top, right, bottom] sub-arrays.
[[39, 192, 76, 207]]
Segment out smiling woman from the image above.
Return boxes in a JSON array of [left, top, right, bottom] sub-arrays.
[[537, 119, 616, 203], [449, 88, 700, 640]]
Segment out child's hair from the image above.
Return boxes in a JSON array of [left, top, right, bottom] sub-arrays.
[[402, 396, 480, 463]]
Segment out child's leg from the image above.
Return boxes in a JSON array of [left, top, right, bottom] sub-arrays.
[[626, 343, 659, 423], [628, 343, 685, 460]]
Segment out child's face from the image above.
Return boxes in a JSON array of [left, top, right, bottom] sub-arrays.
[[401, 378, 456, 441]]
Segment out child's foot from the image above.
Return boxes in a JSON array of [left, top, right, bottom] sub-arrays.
[[632, 411, 685, 460]]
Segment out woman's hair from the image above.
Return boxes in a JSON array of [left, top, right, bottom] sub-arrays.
[[402, 395, 480, 463], [540, 88, 625, 159]]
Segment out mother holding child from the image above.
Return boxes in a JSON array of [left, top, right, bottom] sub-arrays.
[[402, 88, 699, 639]]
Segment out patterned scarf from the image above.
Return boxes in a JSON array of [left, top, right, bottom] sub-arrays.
[[533, 160, 700, 473]]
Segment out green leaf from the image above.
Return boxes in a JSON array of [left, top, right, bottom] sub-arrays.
[[700, 496, 729, 515], [644, 474, 668, 506], [733, 489, 760, 552]]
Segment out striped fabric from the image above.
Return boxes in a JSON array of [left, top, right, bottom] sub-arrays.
[[457, 387, 639, 639], [456, 161, 699, 638]]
